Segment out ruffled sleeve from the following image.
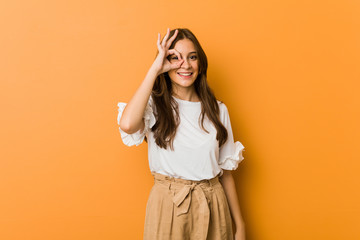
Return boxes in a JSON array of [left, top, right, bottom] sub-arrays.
[[117, 96, 156, 147], [218, 102, 245, 170]]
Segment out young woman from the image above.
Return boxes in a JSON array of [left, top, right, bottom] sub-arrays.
[[117, 28, 246, 240]]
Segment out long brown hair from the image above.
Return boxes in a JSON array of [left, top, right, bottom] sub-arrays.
[[146, 28, 228, 151]]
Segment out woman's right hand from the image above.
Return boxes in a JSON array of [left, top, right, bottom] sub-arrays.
[[152, 28, 184, 76]]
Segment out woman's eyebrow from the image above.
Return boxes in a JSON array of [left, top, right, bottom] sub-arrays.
[[176, 51, 197, 56]]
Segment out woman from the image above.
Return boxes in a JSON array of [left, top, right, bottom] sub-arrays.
[[117, 28, 246, 240]]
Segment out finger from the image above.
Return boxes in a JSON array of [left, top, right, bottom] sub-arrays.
[[166, 29, 178, 49], [157, 33, 161, 50], [161, 28, 170, 47], [168, 49, 182, 60], [157, 33, 160, 46], [170, 60, 184, 69]]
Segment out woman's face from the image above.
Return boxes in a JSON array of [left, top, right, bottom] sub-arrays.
[[168, 38, 199, 91]]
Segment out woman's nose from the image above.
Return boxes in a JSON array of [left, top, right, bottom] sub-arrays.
[[180, 59, 191, 69]]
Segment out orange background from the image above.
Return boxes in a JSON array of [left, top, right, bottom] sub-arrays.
[[1, 0, 359, 239]]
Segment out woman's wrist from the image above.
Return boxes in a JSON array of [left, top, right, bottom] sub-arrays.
[[235, 218, 245, 231], [149, 63, 162, 77]]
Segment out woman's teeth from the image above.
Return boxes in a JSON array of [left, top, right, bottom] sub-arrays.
[[178, 73, 192, 76]]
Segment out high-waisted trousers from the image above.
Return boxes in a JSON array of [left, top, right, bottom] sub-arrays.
[[143, 172, 233, 240]]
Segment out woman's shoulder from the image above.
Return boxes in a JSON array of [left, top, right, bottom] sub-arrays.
[[216, 98, 230, 121], [216, 98, 228, 110], [216, 99, 224, 105]]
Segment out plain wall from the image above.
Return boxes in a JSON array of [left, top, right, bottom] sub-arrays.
[[1, 0, 359, 239]]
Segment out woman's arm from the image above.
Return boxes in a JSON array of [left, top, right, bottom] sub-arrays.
[[219, 170, 246, 240], [120, 28, 183, 134], [119, 66, 159, 134]]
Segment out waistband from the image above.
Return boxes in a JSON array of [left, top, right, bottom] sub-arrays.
[[151, 172, 220, 187]]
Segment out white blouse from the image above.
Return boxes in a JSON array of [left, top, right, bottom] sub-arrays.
[[117, 95, 245, 181]]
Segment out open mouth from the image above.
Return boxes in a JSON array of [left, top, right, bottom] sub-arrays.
[[177, 72, 193, 78]]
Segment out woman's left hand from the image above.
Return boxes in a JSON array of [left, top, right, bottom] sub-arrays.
[[234, 229, 246, 240]]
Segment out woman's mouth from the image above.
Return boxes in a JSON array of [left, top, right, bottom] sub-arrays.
[[177, 72, 193, 79]]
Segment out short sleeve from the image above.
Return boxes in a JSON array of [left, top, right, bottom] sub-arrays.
[[117, 96, 156, 147], [218, 103, 245, 170]]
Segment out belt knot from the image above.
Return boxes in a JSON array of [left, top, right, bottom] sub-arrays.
[[172, 182, 205, 216]]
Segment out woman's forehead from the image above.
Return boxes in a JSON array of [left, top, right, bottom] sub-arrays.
[[173, 39, 197, 55]]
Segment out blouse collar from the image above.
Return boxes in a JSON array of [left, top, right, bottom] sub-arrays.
[[172, 96, 201, 105]]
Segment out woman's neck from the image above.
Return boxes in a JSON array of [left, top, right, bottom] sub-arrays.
[[172, 90, 199, 102]]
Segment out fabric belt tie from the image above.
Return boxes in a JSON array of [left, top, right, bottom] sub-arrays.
[[172, 182, 211, 240], [152, 172, 219, 240]]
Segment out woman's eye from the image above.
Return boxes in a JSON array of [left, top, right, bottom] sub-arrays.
[[171, 56, 178, 60], [190, 55, 197, 60]]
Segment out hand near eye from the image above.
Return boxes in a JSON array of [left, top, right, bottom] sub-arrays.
[[152, 28, 184, 76]]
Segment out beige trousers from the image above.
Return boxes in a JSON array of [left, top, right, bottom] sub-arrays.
[[143, 172, 233, 240]]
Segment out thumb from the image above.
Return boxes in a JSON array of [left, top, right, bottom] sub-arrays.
[[170, 60, 183, 70], [176, 59, 184, 68]]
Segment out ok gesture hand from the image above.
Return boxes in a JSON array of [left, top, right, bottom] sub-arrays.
[[152, 28, 184, 75]]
